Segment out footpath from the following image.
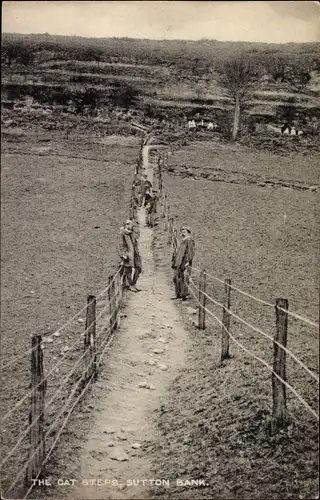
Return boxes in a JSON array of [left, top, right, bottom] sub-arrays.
[[68, 149, 190, 499]]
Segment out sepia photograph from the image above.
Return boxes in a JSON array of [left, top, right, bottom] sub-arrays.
[[1, 1, 319, 499]]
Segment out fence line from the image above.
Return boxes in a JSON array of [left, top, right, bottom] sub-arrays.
[[187, 280, 319, 421], [1, 266, 123, 372], [191, 269, 319, 329], [7, 315, 118, 497], [0, 309, 114, 471], [190, 278, 319, 383], [0, 297, 113, 426]]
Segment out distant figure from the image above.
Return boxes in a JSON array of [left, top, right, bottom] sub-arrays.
[[142, 174, 152, 206], [146, 189, 158, 228], [118, 220, 142, 292], [171, 227, 195, 301]]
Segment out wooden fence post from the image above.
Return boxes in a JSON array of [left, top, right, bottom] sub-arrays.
[[27, 334, 46, 485], [272, 298, 288, 432], [169, 217, 174, 245], [221, 279, 231, 361], [108, 275, 116, 333], [173, 228, 178, 251], [114, 273, 121, 330], [85, 295, 96, 380], [198, 270, 206, 330]]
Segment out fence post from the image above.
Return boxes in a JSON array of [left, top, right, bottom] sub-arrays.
[[272, 298, 288, 433], [27, 334, 46, 485], [114, 273, 121, 330], [221, 279, 231, 361], [198, 270, 206, 330], [85, 295, 96, 380], [169, 217, 174, 245], [173, 228, 178, 251], [108, 275, 116, 333]]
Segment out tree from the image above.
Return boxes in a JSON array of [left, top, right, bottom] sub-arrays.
[[216, 53, 260, 141], [2, 40, 34, 68]]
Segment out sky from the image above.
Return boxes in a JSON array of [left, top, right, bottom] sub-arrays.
[[2, 1, 319, 43]]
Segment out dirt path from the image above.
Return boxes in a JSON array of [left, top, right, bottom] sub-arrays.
[[68, 147, 189, 499]]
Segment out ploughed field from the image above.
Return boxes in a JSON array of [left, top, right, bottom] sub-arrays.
[[149, 141, 319, 499], [0, 133, 139, 497]]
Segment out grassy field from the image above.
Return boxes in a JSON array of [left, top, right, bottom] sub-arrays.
[[0, 132, 139, 497], [147, 141, 319, 499]]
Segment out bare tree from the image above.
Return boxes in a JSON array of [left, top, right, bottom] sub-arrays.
[[217, 54, 259, 141]]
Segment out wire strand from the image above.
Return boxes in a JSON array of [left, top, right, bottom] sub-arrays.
[[187, 283, 319, 421], [0, 310, 115, 470], [1, 267, 123, 372], [0, 297, 115, 424], [188, 277, 319, 383], [191, 267, 319, 329], [7, 314, 118, 497]]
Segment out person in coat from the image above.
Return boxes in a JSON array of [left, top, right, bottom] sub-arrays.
[[171, 226, 195, 300], [118, 219, 142, 292], [145, 189, 158, 227], [142, 175, 152, 206]]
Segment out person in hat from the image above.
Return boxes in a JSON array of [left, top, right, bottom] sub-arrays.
[[171, 226, 195, 300], [142, 174, 152, 207], [118, 219, 142, 292], [145, 189, 159, 228]]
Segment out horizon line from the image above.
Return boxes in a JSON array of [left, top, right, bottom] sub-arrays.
[[2, 31, 319, 45]]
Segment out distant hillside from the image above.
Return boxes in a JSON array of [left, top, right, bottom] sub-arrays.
[[1, 33, 320, 134]]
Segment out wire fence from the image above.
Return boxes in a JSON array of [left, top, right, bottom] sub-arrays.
[[156, 149, 319, 432], [0, 141, 145, 499]]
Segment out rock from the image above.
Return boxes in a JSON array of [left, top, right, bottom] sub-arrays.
[[45, 337, 53, 343], [131, 442, 142, 449], [78, 318, 84, 324], [138, 381, 155, 390], [309, 185, 319, 192], [146, 360, 156, 366], [107, 440, 116, 447], [53, 332, 61, 338], [158, 337, 169, 344], [187, 307, 197, 315], [137, 372, 146, 377], [138, 381, 149, 388], [108, 447, 129, 461], [153, 348, 164, 354], [61, 346, 69, 353], [104, 427, 116, 435], [158, 363, 168, 371], [116, 433, 127, 441]]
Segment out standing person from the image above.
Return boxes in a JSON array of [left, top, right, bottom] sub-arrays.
[[118, 219, 142, 292], [171, 227, 195, 301], [146, 189, 158, 228], [142, 174, 152, 206]]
